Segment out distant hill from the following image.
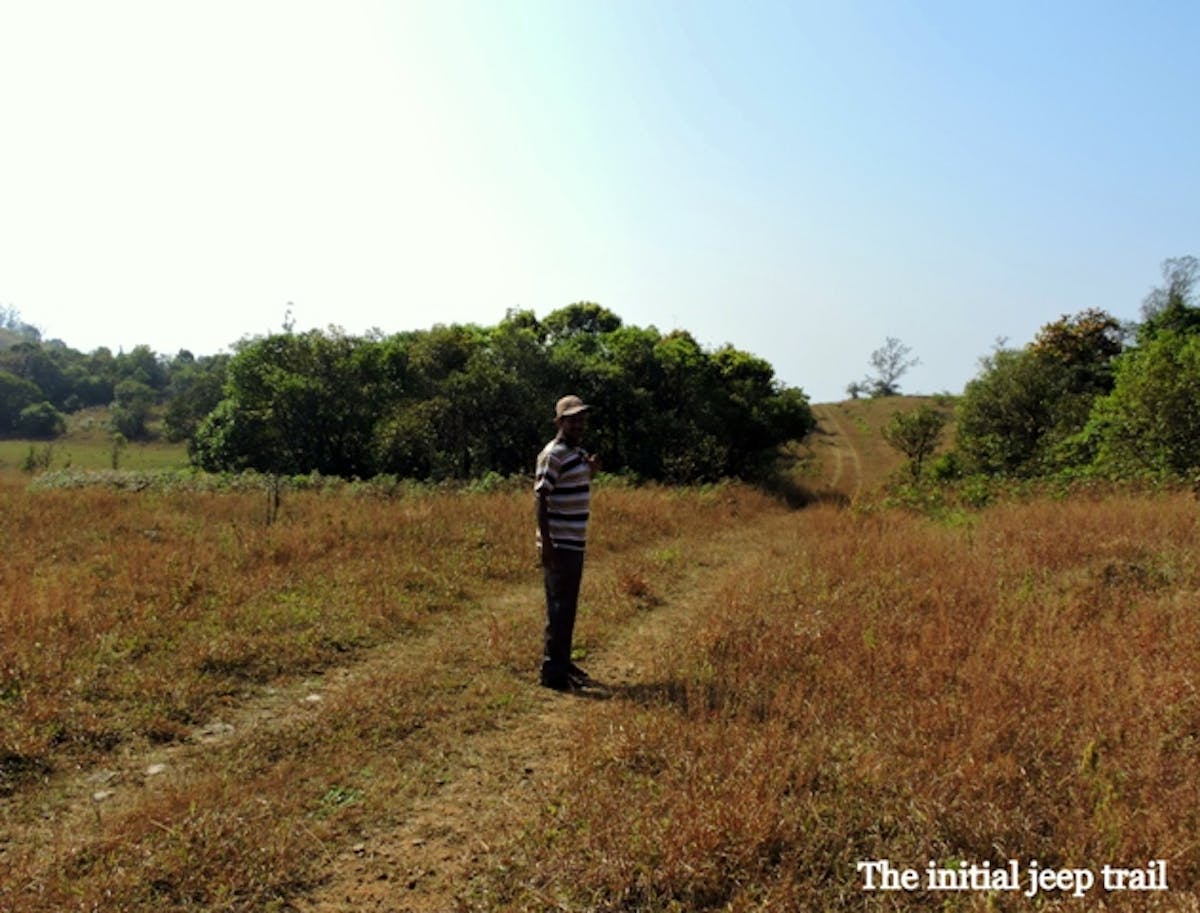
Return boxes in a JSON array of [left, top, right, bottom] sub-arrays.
[[791, 395, 957, 500]]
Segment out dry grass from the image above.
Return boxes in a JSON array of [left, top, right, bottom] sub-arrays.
[[796, 396, 956, 500], [4, 466, 1197, 912], [481, 492, 1200, 911], [0, 475, 527, 782], [0, 472, 783, 911]]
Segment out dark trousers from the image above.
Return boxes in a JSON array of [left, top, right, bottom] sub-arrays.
[[542, 548, 584, 684]]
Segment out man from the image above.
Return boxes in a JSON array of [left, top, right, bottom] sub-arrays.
[[535, 395, 599, 691]]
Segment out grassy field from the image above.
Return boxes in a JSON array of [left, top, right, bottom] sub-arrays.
[[0, 407, 189, 473], [1, 400, 1198, 911], [482, 491, 1200, 911]]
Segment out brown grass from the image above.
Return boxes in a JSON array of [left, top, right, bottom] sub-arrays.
[[0, 472, 783, 911], [797, 396, 956, 500], [3, 467, 1197, 912], [481, 492, 1200, 911]]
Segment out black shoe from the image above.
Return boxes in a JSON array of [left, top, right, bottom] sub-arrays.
[[567, 663, 592, 686], [540, 676, 573, 692]]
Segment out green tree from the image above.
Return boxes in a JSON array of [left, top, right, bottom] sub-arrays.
[[1139, 255, 1200, 341], [114, 345, 167, 391], [954, 310, 1124, 477], [542, 302, 622, 344], [955, 348, 1079, 476], [192, 311, 814, 484], [882, 404, 949, 479], [163, 352, 229, 442], [110, 379, 158, 440], [1030, 308, 1125, 382], [1090, 330, 1200, 477], [0, 342, 70, 409], [0, 370, 44, 433], [16, 402, 66, 438], [192, 329, 380, 476]]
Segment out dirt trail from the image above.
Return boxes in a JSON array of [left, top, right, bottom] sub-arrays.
[[293, 507, 802, 912], [810, 404, 864, 499], [1, 501, 802, 912]]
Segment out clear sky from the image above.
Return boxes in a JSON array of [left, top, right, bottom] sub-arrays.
[[1, 0, 1196, 403]]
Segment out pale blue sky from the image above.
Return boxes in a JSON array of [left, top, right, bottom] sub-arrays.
[[1, 0, 1196, 402]]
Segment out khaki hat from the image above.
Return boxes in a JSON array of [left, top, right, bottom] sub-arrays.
[[555, 395, 591, 420]]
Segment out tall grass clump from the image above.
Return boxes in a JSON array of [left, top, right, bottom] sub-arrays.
[[484, 493, 1200, 911]]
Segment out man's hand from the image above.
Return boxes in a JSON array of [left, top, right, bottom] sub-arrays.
[[540, 542, 557, 571], [586, 452, 601, 477]]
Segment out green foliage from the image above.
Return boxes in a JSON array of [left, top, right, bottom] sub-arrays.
[[191, 308, 815, 483], [20, 443, 54, 473], [542, 302, 622, 343], [16, 402, 66, 439], [950, 258, 1200, 486], [881, 404, 948, 479], [0, 327, 186, 434], [0, 342, 71, 407], [0, 305, 42, 342], [1138, 255, 1200, 342], [954, 309, 1124, 477], [192, 329, 378, 476], [955, 348, 1072, 476], [163, 352, 229, 442], [0, 370, 43, 433], [109, 379, 158, 440], [110, 432, 128, 470], [1030, 308, 1125, 385], [1090, 330, 1200, 477], [928, 450, 965, 482]]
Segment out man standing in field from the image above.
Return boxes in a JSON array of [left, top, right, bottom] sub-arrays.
[[535, 395, 599, 691]]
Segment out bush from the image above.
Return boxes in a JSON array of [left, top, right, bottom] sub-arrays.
[[15, 401, 65, 439], [0, 370, 43, 433]]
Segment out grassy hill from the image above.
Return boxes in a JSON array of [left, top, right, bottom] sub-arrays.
[[791, 395, 957, 500]]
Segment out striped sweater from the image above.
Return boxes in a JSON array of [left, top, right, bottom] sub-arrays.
[[534, 438, 592, 552]]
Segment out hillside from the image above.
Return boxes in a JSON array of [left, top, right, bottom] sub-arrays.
[[792, 395, 956, 500]]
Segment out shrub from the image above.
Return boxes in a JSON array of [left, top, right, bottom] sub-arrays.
[[15, 401, 65, 439]]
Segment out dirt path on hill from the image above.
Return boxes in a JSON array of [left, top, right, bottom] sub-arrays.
[[0, 503, 802, 913], [810, 404, 864, 499]]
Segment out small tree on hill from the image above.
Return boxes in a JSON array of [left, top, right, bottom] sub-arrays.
[[882, 404, 948, 480], [863, 337, 919, 397], [1137, 256, 1200, 344]]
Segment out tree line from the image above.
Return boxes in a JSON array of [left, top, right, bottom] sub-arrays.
[[0, 309, 228, 443], [0, 302, 817, 484], [189, 304, 815, 483], [8, 254, 1199, 487]]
